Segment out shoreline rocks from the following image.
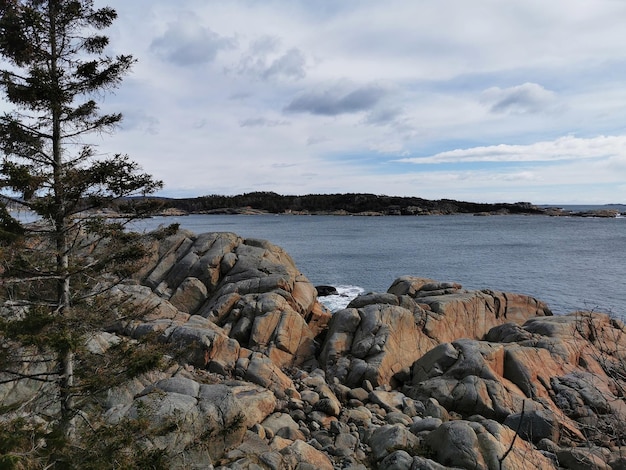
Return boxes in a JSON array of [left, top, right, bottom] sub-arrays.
[[2, 228, 625, 469]]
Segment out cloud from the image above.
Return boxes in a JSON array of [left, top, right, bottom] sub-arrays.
[[150, 18, 236, 66], [240, 117, 290, 127], [262, 48, 307, 80], [481, 83, 557, 114], [398, 135, 626, 164], [120, 111, 160, 135], [284, 83, 389, 116], [364, 106, 404, 125], [235, 36, 307, 81], [102, 0, 626, 203], [307, 136, 331, 146], [192, 119, 207, 129]]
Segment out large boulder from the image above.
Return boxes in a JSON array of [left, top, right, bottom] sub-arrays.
[[406, 312, 626, 448], [320, 277, 551, 388], [105, 375, 277, 464], [424, 418, 554, 470], [121, 231, 332, 373], [319, 303, 436, 388]]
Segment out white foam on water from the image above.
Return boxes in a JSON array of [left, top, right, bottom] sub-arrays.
[[318, 285, 365, 312]]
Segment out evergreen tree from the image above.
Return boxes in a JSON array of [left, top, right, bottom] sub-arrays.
[[0, 0, 163, 463]]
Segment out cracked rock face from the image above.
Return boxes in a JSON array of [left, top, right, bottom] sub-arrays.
[[116, 230, 332, 394], [4, 229, 626, 469], [319, 277, 551, 390], [104, 233, 626, 468]]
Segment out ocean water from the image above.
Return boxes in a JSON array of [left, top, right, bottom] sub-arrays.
[[133, 213, 626, 317]]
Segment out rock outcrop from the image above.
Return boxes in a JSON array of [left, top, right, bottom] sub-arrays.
[[319, 276, 551, 389], [2, 228, 625, 469], [113, 230, 331, 397]]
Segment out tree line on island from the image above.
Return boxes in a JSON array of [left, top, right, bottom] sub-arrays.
[[136, 192, 545, 216]]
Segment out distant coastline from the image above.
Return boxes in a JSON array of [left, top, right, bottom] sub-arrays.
[[5, 193, 624, 219], [121, 192, 625, 218]]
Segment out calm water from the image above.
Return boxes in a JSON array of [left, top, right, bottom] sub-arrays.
[[134, 214, 626, 317]]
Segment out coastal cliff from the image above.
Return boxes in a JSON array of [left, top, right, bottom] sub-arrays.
[[2, 228, 625, 469]]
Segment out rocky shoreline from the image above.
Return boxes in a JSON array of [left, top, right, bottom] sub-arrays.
[[148, 205, 624, 219], [117, 192, 625, 218], [2, 228, 626, 469]]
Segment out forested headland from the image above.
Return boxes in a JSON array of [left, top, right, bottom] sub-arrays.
[[136, 192, 545, 216]]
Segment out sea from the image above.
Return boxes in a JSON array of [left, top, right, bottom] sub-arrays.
[[131, 208, 626, 318]]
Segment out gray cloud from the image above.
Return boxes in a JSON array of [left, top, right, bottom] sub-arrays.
[[150, 20, 236, 66], [240, 117, 290, 127], [364, 106, 404, 125], [481, 82, 557, 114], [262, 48, 306, 80], [285, 84, 388, 116], [235, 36, 307, 81]]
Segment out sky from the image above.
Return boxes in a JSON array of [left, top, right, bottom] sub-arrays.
[[95, 0, 626, 204]]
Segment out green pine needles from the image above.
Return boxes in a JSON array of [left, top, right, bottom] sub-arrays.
[[0, 1, 165, 467]]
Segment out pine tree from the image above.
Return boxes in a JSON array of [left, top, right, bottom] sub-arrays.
[[0, 0, 163, 460]]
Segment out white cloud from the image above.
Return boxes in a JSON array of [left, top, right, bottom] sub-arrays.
[[398, 135, 626, 164], [94, 0, 626, 203]]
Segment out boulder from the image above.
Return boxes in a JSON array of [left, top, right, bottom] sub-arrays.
[[503, 409, 560, 444], [406, 312, 626, 449], [169, 276, 207, 314], [315, 285, 338, 296], [320, 304, 436, 388], [106, 378, 276, 462], [320, 277, 551, 389], [280, 440, 334, 470], [425, 418, 554, 470], [115, 231, 333, 375], [368, 424, 420, 462]]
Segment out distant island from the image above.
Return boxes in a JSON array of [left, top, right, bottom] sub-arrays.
[[115, 192, 624, 218]]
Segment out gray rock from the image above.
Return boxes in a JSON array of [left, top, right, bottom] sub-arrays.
[[334, 431, 358, 454], [370, 389, 406, 412], [166, 252, 201, 292], [410, 417, 442, 434], [314, 384, 342, 416], [349, 387, 370, 403], [276, 426, 306, 441], [385, 411, 413, 426], [503, 409, 560, 444], [346, 406, 373, 428], [425, 421, 483, 469], [262, 412, 300, 436], [409, 456, 455, 470], [145, 376, 200, 397], [380, 450, 414, 470], [169, 276, 208, 314], [280, 440, 334, 470], [423, 398, 448, 421], [556, 447, 611, 470], [368, 424, 420, 462]]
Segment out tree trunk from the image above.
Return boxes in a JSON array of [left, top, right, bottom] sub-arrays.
[[49, 0, 75, 440], [59, 350, 75, 439]]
